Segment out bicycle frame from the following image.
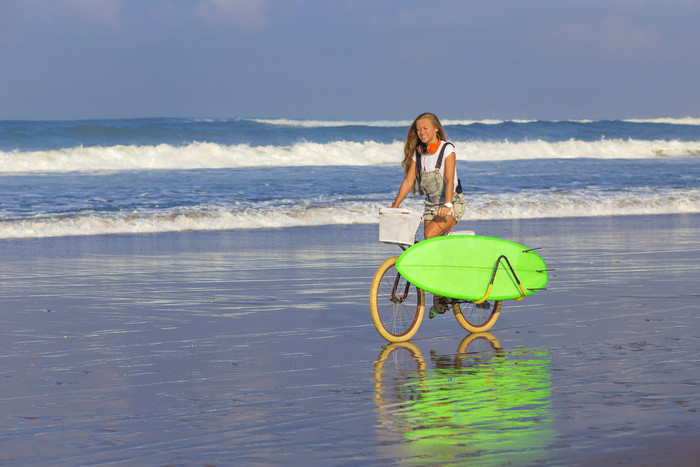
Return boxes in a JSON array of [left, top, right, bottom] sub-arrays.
[[391, 272, 412, 303]]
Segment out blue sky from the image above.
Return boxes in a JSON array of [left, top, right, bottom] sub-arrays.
[[1, 0, 698, 120]]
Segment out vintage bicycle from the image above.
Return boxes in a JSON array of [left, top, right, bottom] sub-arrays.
[[369, 208, 504, 343]]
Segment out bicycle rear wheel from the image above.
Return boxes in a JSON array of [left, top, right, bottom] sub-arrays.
[[452, 300, 502, 333], [369, 256, 425, 342]]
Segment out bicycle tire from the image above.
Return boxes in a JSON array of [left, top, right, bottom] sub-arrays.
[[452, 300, 502, 333], [369, 256, 425, 342]]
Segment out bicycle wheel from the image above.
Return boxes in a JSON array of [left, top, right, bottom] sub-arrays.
[[369, 256, 425, 342], [452, 300, 502, 333]]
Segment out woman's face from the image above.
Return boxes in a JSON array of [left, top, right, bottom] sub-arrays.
[[416, 118, 439, 144]]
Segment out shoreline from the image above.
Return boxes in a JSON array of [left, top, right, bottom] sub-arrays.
[[1, 210, 698, 244]]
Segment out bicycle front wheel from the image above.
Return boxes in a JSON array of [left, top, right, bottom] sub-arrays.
[[369, 256, 425, 342], [453, 300, 502, 333]]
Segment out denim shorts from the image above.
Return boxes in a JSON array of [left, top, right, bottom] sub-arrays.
[[424, 192, 466, 222]]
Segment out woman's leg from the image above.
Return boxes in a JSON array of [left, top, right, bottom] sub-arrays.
[[425, 214, 458, 318], [424, 214, 457, 239]]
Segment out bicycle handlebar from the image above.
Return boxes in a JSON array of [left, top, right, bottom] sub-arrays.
[[424, 204, 453, 216]]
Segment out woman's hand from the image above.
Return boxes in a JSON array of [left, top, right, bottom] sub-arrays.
[[437, 202, 453, 219]]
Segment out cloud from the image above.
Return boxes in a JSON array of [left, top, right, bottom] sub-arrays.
[[195, 0, 269, 30]]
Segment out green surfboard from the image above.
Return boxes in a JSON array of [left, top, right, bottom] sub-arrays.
[[395, 235, 548, 301]]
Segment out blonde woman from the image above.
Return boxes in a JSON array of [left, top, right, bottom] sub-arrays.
[[390, 113, 467, 318], [390, 112, 466, 238]]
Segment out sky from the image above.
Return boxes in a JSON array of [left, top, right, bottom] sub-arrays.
[[1, 0, 699, 121]]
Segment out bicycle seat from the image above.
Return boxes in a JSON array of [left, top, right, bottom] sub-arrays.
[[448, 230, 475, 236]]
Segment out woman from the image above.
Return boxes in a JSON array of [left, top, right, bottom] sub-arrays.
[[390, 112, 466, 238], [390, 112, 467, 318]]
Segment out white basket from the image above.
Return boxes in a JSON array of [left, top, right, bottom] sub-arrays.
[[379, 208, 423, 246]]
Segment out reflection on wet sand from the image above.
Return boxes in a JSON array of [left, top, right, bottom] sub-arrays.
[[373, 333, 554, 465]]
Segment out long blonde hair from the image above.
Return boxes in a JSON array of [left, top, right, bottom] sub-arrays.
[[402, 113, 448, 195]]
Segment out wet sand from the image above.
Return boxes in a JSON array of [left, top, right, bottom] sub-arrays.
[[1, 214, 699, 466]]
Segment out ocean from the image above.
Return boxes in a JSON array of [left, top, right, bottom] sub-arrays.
[[3, 118, 700, 465], [1, 117, 699, 239]]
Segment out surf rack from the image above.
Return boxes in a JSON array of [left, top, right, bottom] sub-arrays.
[[474, 251, 547, 304]]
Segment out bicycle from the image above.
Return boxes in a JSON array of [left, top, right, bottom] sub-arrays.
[[369, 208, 503, 343]]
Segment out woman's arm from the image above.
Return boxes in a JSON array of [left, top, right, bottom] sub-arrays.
[[438, 152, 456, 217], [391, 159, 417, 208]]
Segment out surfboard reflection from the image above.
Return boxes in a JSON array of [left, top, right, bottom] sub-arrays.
[[373, 334, 554, 465]]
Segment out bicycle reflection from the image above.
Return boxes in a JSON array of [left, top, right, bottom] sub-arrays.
[[373, 333, 554, 465]]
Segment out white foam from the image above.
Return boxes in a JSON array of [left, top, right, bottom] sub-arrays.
[[250, 117, 700, 127], [462, 188, 700, 221], [1, 188, 698, 239], [249, 118, 413, 127], [623, 117, 700, 126], [249, 118, 538, 127], [458, 138, 700, 160], [0, 203, 386, 239], [2, 138, 699, 173]]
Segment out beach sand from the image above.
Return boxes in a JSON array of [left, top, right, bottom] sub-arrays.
[[1, 214, 699, 466]]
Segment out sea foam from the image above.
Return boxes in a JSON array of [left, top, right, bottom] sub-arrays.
[[1, 139, 698, 173], [252, 117, 700, 127], [1, 187, 697, 239]]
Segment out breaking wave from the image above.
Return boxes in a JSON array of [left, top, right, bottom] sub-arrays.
[[2, 138, 699, 173], [2, 187, 697, 239]]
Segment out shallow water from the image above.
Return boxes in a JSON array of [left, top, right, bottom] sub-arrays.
[[1, 215, 699, 465]]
